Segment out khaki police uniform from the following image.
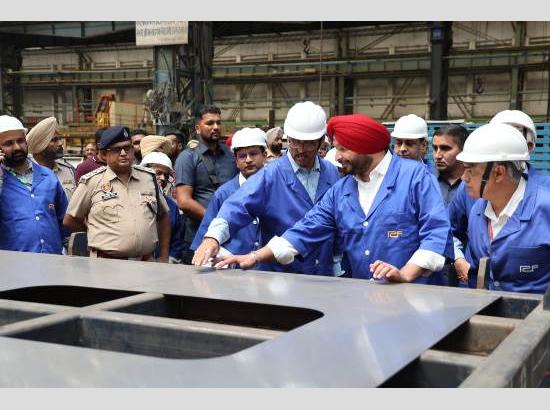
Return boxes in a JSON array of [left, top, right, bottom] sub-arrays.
[[67, 164, 169, 258], [53, 159, 76, 201]]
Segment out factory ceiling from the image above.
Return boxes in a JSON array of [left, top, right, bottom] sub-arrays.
[[0, 21, 413, 48]]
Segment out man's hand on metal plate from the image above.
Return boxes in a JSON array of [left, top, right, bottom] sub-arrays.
[[214, 252, 257, 270], [454, 258, 470, 283], [192, 237, 220, 266], [370, 260, 403, 282]]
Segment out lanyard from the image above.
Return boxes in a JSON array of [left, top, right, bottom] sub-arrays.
[[487, 218, 494, 242]]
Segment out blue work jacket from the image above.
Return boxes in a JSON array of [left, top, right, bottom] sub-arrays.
[[449, 182, 478, 247], [527, 163, 550, 190], [282, 154, 454, 284], [422, 158, 438, 176], [167, 196, 183, 259], [191, 175, 261, 255], [0, 162, 67, 254], [465, 176, 550, 294], [217, 155, 340, 275], [450, 164, 550, 249]]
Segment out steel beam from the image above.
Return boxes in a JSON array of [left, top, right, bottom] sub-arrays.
[[461, 305, 550, 387], [0, 44, 23, 117], [429, 22, 452, 120], [510, 64, 523, 110]]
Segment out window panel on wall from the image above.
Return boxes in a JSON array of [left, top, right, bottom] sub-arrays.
[[467, 72, 510, 118], [390, 77, 428, 120], [355, 78, 393, 119], [447, 75, 471, 120], [240, 83, 268, 122], [116, 88, 148, 104], [523, 71, 549, 117], [525, 22, 550, 45], [22, 90, 56, 118], [213, 84, 237, 120]]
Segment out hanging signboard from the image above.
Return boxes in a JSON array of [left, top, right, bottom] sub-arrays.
[[135, 21, 188, 46]]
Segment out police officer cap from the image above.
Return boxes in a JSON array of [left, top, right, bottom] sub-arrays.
[[99, 126, 131, 150]]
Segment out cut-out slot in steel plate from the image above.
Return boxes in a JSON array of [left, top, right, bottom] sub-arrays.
[[5, 311, 284, 359], [110, 293, 324, 332], [0, 286, 140, 308]]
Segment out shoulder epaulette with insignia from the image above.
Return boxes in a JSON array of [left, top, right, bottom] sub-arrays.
[[133, 164, 156, 174], [55, 159, 76, 170], [79, 166, 107, 184]]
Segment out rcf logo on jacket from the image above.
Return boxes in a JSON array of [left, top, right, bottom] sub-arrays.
[[387, 230, 403, 238], [519, 265, 539, 273]]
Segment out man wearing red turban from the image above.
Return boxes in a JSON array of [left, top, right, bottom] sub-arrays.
[[216, 114, 453, 285]]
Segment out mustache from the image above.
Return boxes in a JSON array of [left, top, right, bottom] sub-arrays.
[[7, 150, 27, 159], [4, 150, 28, 166]]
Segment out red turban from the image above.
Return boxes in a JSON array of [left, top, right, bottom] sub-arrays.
[[327, 114, 390, 154], [225, 132, 234, 147]]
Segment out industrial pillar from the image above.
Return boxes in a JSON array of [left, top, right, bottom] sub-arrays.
[[0, 44, 23, 118], [53, 91, 59, 122], [513, 22, 526, 47], [267, 83, 275, 128], [152, 46, 178, 135], [336, 31, 353, 115], [236, 85, 243, 123], [151, 22, 213, 137], [510, 23, 526, 111], [329, 77, 336, 117], [429, 22, 452, 120], [510, 66, 524, 110], [342, 78, 354, 115], [299, 83, 306, 100], [71, 86, 78, 124], [337, 77, 345, 115]]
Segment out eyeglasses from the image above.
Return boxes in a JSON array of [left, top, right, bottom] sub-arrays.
[[105, 144, 134, 154], [235, 150, 263, 161], [288, 138, 320, 150]]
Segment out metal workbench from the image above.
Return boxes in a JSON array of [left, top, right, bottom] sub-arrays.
[[0, 250, 548, 387]]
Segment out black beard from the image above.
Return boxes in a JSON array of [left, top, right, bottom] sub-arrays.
[[134, 151, 142, 162], [42, 149, 58, 162], [270, 143, 283, 154], [4, 151, 28, 168], [55, 146, 64, 160]]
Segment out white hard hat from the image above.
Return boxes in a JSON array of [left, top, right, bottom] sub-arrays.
[[231, 127, 267, 151], [391, 114, 428, 140], [283, 101, 327, 141], [456, 123, 530, 163], [140, 152, 173, 171], [0, 115, 27, 135], [325, 147, 342, 168], [489, 110, 536, 144]]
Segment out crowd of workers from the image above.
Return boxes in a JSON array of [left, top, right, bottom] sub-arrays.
[[0, 99, 549, 295]]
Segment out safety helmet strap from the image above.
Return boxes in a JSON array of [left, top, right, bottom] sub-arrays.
[[479, 161, 494, 198]]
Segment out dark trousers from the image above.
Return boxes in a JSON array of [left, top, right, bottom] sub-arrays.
[[180, 214, 200, 265]]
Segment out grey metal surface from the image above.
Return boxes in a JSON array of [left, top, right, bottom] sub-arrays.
[[0, 250, 499, 387], [461, 304, 550, 387]]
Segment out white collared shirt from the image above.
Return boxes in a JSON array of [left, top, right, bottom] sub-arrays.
[[354, 151, 392, 216], [238, 172, 247, 186], [484, 177, 526, 240]]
